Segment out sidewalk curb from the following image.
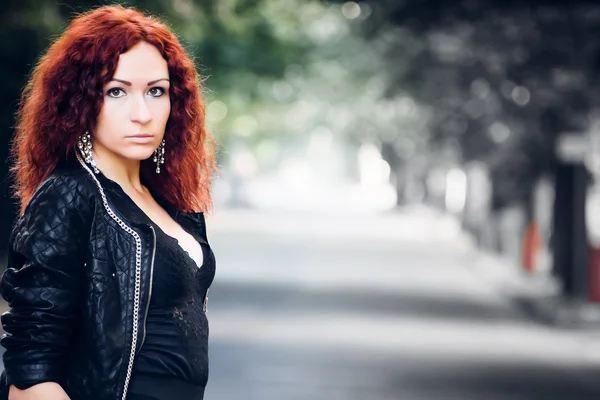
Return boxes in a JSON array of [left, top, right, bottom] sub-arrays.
[[463, 237, 600, 330], [514, 294, 600, 330]]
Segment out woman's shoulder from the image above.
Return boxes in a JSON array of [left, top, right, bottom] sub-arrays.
[[11, 166, 97, 254], [37, 168, 96, 202], [23, 164, 98, 221]]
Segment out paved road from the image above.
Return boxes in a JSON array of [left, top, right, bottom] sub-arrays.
[[204, 207, 600, 400], [2, 206, 600, 399]]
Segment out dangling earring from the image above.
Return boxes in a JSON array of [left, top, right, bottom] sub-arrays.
[[77, 131, 99, 174], [153, 139, 165, 173]]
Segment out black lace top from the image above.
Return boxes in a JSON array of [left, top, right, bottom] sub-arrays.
[[124, 199, 216, 386]]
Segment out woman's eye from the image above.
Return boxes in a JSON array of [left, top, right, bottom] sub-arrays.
[[148, 87, 166, 97], [107, 88, 125, 98]]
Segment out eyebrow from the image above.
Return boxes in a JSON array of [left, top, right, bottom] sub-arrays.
[[110, 78, 170, 86]]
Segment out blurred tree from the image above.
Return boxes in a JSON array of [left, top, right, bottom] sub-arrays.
[[353, 1, 596, 199], [340, 0, 600, 297], [0, 0, 329, 249]]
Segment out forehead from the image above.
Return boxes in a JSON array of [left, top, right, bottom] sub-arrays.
[[113, 41, 169, 80]]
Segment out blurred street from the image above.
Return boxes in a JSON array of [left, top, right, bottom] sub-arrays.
[[204, 206, 600, 400], [5, 1, 600, 399]]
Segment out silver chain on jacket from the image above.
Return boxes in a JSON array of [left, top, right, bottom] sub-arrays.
[[75, 151, 142, 400]]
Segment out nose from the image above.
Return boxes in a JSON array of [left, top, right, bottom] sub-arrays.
[[130, 94, 152, 125]]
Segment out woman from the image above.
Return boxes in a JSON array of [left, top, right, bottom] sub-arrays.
[[0, 5, 216, 400]]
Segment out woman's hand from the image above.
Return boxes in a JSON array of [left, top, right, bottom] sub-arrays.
[[8, 382, 70, 400]]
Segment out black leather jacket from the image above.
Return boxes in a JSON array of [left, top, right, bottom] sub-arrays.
[[0, 153, 211, 400]]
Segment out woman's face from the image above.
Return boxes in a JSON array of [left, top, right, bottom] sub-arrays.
[[93, 41, 171, 163]]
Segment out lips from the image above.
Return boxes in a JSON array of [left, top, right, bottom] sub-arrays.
[[126, 134, 155, 144]]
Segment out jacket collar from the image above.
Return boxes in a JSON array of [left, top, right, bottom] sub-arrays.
[[62, 152, 205, 232]]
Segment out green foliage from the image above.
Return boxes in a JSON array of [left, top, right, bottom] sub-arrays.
[[0, 0, 337, 161]]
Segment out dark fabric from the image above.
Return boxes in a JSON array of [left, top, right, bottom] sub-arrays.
[[0, 152, 215, 400], [124, 196, 215, 385], [128, 374, 205, 400], [0, 172, 94, 389]]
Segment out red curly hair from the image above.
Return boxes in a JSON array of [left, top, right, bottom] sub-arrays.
[[11, 5, 216, 215]]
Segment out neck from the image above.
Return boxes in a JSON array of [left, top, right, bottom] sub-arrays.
[[91, 143, 145, 194]]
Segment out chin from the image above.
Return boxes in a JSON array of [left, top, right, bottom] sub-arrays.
[[121, 148, 156, 161]]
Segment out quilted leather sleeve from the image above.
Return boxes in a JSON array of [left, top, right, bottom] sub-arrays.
[[0, 173, 94, 389]]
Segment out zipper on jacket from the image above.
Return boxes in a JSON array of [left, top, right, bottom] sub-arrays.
[[138, 224, 156, 354], [75, 152, 144, 400]]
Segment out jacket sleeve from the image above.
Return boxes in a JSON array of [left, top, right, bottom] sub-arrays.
[[0, 174, 93, 389]]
